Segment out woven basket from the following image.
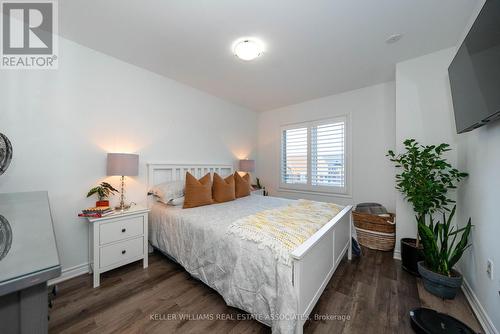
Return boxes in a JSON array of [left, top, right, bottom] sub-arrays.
[[353, 211, 396, 251]]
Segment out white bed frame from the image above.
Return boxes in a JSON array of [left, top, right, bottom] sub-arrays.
[[147, 163, 353, 334]]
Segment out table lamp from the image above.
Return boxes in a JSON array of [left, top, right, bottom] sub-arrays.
[[239, 159, 255, 174], [107, 153, 139, 211]]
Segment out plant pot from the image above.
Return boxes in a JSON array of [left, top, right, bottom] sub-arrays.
[[96, 200, 109, 207], [418, 261, 463, 299], [401, 238, 424, 276]]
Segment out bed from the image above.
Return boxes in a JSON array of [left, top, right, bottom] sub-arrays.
[[147, 163, 353, 334]]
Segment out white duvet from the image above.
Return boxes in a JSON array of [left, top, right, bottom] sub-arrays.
[[149, 195, 299, 333]]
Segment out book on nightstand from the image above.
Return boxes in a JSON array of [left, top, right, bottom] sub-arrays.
[[78, 206, 114, 218]]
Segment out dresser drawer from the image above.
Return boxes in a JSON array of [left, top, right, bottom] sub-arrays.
[[99, 237, 144, 268], [99, 216, 144, 245]]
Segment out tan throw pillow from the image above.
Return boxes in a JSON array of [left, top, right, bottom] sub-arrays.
[[212, 173, 235, 203], [234, 172, 251, 198], [183, 172, 213, 209]]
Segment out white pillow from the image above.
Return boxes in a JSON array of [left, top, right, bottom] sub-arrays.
[[150, 180, 184, 203]]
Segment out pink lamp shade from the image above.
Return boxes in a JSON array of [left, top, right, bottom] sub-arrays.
[[239, 159, 255, 173], [107, 153, 139, 176]]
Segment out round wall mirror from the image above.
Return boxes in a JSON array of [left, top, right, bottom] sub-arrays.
[[0, 215, 12, 261], [0, 133, 12, 175]]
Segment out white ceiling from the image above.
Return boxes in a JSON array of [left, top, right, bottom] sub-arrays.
[[59, 0, 478, 111]]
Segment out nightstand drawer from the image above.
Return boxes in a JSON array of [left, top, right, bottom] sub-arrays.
[[99, 216, 144, 245], [99, 237, 144, 268]]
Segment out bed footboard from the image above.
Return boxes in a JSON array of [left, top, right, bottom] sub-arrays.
[[290, 205, 353, 334]]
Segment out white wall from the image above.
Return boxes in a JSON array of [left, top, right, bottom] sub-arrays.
[[395, 45, 500, 334], [257, 82, 396, 211], [395, 15, 500, 330], [456, 122, 500, 331], [394, 48, 459, 256], [0, 38, 257, 273], [454, 0, 500, 329]]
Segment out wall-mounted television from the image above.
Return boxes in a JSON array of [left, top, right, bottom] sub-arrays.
[[448, 0, 500, 133]]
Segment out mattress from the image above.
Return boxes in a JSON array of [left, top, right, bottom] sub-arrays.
[[149, 194, 298, 333]]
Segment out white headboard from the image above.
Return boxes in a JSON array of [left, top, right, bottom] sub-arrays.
[[147, 163, 234, 191]]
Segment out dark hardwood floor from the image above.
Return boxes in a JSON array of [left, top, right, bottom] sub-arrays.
[[48, 248, 480, 333]]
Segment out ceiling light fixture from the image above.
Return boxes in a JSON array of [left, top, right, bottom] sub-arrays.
[[386, 34, 403, 44], [233, 38, 264, 61]]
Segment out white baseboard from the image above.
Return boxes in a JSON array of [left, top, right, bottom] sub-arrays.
[[461, 277, 498, 334], [48, 262, 90, 286], [393, 249, 401, 260]]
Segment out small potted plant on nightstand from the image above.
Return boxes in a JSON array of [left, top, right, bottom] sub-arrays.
[[253, 178, 268, 196], [87, 182, 118, 207], [418, 205, 472, 299]]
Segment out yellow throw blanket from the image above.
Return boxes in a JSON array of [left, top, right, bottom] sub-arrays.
[[227, 199, 342, 265]]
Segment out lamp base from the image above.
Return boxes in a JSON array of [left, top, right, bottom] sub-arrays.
[[115, 203, 131, 211], [116, 175, 131, 211]]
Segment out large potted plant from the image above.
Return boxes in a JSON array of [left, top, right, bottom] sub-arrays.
[[387, 139, 467, 275], [418, 206, 472, 299]]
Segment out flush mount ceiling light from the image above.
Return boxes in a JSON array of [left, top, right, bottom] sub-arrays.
[[232, 38, 264, 61]]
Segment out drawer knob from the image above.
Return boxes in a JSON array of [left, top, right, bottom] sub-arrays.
[[121, 228, 126, 233], [121, 250, 126, 254]]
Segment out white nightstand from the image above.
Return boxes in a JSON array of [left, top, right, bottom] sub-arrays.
[[86, 205, 149, 288], [251, 188, 265, 196]]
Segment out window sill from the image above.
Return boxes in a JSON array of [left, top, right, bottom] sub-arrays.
[[277, 187, 352, 199]]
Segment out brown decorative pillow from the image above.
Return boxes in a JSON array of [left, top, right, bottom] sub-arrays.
[[183, 172, 213, 209], [234, 172, 251, 198], [212, 173, 235, 203]]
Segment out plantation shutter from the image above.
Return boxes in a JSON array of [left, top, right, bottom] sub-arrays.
[[311, 121, 345, 188], [281, 127, 308, 184]]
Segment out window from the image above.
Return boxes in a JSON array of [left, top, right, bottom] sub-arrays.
[[281, 127, 308, 184], [280, 117, 347, 194]]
